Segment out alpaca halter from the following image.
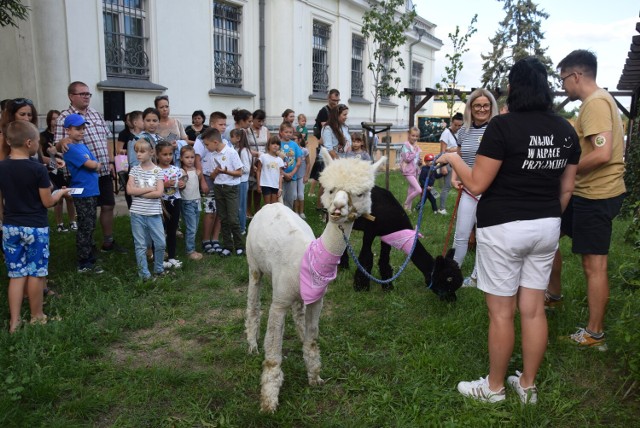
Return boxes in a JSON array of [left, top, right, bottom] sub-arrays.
[[340, 153, 446, 287]]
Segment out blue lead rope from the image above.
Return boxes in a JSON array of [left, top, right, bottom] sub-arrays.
[[340, 153, 444, 286]]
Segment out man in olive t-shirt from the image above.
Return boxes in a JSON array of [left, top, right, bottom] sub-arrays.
[[548, 50, 626, 350]]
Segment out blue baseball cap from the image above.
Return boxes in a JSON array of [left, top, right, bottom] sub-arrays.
[[64, 113, 88, 128]]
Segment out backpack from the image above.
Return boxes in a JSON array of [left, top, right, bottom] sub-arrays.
[[313, 106, 329, 139]]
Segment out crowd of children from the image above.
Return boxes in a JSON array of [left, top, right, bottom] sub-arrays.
[[2, 101, 438, 330]]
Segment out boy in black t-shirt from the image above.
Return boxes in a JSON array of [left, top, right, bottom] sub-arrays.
[[0, 121, 70, 333]]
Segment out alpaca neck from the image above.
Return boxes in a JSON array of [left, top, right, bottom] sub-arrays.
[[320, 222, 353, 256]]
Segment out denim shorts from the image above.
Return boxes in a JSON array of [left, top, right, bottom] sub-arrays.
[[2, 225, 49, 278]]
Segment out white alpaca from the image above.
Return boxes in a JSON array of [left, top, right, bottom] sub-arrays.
[[245, 149, 386, 413]]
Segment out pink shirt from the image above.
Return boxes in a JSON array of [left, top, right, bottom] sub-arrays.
[[380, 229, 423, 255], [299, 238, 342, 305]]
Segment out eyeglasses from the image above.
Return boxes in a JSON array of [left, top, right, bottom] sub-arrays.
[[13, 98, 34, 106], [73, 92, 92, 98], [560, 72, 581, 84], [472, 103, 491, 112]]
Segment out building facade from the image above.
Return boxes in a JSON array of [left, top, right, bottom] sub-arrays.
[[0, 0, 442, 132]]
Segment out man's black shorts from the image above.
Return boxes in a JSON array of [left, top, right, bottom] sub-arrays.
[[97, 175, 115, 207], [561, 194, 624, 255]]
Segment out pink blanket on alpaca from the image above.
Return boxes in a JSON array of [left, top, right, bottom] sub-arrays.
[[300, 238, 342, 305], [380, 229, 423, 255]]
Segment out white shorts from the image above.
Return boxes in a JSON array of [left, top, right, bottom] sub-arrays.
[[476, 217, 560, 297]]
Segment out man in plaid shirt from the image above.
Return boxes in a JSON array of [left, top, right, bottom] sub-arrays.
[[55, 81, 127, 253]]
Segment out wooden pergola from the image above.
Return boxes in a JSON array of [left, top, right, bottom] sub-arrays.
[[617, 11, 640, 140]]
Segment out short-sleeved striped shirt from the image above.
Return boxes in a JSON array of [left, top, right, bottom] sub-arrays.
[[129, 165, 164, 216], [55, 106, 112, 177], [457, 123, 488, 168]]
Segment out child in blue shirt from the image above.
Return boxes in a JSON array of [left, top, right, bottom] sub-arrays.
[[417, 154, 445, 214], [62, 114, 103, 273]]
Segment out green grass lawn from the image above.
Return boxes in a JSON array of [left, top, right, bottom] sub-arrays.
[[1, 172, 639, 427]]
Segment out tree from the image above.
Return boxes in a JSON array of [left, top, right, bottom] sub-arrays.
[[435, 14, 477, 121], [480, 0, 554, 91], [361, 0, 416, 121], [0, 0, 30, 28]]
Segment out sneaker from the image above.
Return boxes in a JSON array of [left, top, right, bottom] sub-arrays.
[[462, 276, 477, 288], [300, 213, 307, 220], [220, 248, 232, 257], [433, 211, 438, 215], [507, 371, 538, 404], [77, 265, 104, 274], [167, 258, 183, 269], [57, 223, 69, 233], [153, 270, 174, 279], [69, 221, 78, 231], [236, 248, 245, 256], [544, 290, 563, 309], [101, 241, 128, 254], [438, 209, 448, 215], [176, 230, 184, 239], [564, 327, 607, 351], [457, 376, 505, 403], [188, 251, 203, 261]]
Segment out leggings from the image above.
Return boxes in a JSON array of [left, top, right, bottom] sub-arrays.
[[162, 199, 181, 259], [453, 189, 480, 268], [403, 174, 422, 209]]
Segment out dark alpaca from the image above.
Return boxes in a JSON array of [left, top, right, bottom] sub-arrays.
[[341, 186, 463, 301]]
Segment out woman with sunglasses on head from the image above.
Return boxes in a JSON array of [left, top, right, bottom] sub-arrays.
[[320, 104, 351, 160], [154, 95, 189, 146], [1, 98, 39, 160], [449, 89, 499, 287]]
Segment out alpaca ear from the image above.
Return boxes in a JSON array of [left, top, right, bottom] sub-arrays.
[[371, 156, 387, 172], [320, 147, 332, 165], [445, 248, 456, 260]]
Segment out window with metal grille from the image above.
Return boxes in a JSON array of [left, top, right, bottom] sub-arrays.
[[103, 0, 149, 78], [312, 21, 330, 94], [213, 2, 242, 87], [351, 35, 365, 98], [411, 61, 423, 90]]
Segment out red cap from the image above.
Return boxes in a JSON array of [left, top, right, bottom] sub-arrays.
[[424, 154, 435, 163]]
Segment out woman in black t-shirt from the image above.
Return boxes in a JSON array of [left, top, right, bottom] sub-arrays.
[[440, 57, 580, 405], [185, 110, 208, 142]]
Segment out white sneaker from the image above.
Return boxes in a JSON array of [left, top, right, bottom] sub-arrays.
[[438, 209, 448, 215], [462, 276, 477, 288], [164, 258, 183, 269], [299, 213, 307, 220], [457, 376, 505, 403], [507, 371, 538, 404]]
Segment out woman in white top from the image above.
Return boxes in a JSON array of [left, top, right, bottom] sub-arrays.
[[247, 109, 270, 216]]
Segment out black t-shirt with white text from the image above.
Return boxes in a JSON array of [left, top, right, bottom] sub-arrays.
[[476, 110, 581, 228]]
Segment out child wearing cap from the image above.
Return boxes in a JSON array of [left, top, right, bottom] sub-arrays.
[[62, 114, 103, 274], [417, 153, 446, 214], [0, 121, 72, 332]]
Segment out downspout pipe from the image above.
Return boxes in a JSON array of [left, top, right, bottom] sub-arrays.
[[259, 0, 266, 110]]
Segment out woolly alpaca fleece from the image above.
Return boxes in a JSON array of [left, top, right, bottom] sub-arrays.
[[245, 149, 386, 413], [319, 156, 378, 216]]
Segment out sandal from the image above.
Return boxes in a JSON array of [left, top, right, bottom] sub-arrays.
[[30, 314, 62, 326]]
